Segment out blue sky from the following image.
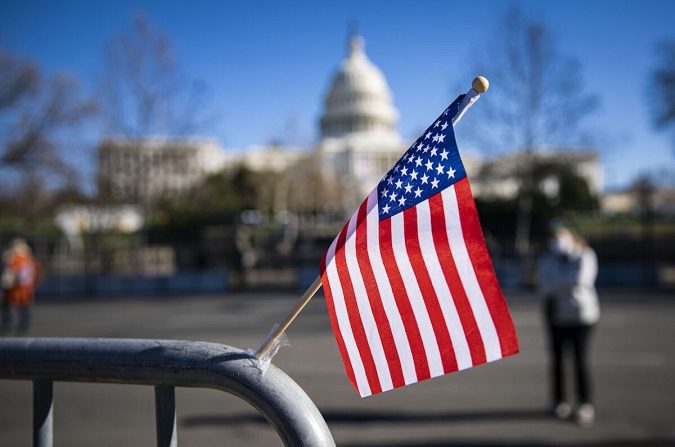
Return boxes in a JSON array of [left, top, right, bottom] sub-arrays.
[[1, 0, 674, 189]]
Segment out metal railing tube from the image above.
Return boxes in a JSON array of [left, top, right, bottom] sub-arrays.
[[0, 338, 335, 447], [33, 379, 53, 447], [155, 385, 177, 447]]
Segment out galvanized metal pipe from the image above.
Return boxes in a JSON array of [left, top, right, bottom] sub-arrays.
[[33, 379, 53, 447], [0, 338, 334, 447], [155, 385, 177, 447]]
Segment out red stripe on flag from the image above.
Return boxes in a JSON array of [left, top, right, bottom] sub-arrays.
[[334, 225, 383, 394], [428, 193, 487, 365], [320, 253, 358, 390], [402, 206, 458, 373], [378, 217, 431, 381], [354, 202, 406, 388], [453, 178, 519, 356]]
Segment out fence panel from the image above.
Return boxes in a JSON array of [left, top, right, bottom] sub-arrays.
[[0, 338, 334, 447]]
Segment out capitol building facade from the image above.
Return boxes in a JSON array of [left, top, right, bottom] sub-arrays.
[[316, 34, 407, 207], [97, 33, 407, 215], [97, 33, 601, 217], [247, 33, 410, 215]]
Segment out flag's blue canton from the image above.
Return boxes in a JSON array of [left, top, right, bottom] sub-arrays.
[[377, 96, 467, 221]]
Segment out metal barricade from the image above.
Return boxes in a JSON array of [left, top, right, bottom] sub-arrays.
[[0, 338, 335, 447]]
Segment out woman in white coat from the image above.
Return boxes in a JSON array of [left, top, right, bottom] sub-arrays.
[[538, 224, 599, 428]]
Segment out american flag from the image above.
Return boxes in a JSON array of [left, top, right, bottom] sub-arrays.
[[320, 95, 519, 397]]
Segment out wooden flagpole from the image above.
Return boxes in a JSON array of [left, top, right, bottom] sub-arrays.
[[255, 276, 322, 359], [254, 76, 489, 360]]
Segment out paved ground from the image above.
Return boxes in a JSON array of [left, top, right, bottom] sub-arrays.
[[0, 289, 673, 446]]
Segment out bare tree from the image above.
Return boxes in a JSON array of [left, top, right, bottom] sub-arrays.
[[100, 16, 209, 137], [0, 47, 38, 110], [2, 76, 96, 179], [650, 40, 675, 149], [0, 44, 96, 219], [466, 9, 598, 258]]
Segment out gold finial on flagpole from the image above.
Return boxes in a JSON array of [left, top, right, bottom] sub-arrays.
[[472, 76, 489, 93], [452, 77, 489, 126]]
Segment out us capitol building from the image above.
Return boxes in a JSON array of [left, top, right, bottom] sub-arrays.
[[97, 33, 407, 213], [98, 33, 600, 215], [315, 34, 406, 208]]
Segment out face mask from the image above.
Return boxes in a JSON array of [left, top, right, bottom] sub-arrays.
[[550, 233, 575, 255]]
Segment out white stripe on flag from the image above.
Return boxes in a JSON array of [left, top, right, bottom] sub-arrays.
[[441, 186, 502, 361], [325, 206, 359, 266], [344, 210, 393, 392], [415, 199, 473, 370], [390, 212, 445, 377], [325, 238, 372, 396], [365, 192, 418, 385]]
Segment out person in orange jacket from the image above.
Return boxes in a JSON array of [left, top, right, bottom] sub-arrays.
[[1, 238, 42, 335]]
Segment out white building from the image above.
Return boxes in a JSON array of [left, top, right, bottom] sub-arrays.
[[98, 137, 235, 202], [54, 204, 143, 251], [311, 35, 604, 209], [315, 35, 408, 210], [241, 145, 305, 174], [95, 33, 604, 214], [55, 204, 143, 235], [233, 34, 409, 214], [602, 185, 675, 216], [471, 149, 602, 200]]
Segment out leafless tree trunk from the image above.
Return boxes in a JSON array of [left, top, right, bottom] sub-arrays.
[[466, 9, 598, 258], [0, 48, 38, 110], [650, 40, 675, 151], [97, 15, 216, 243], [0, 45, 96, 220], [100, 16, 210, 138]]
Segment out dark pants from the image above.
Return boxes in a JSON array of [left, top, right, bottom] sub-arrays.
[[547, 322, 594, 405], [1, 296, 31, 335]]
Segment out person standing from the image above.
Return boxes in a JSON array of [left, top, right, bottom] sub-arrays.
[[538, 224, 600, 428], [1, 239, 42, 336], [1, 247, 13, 333]]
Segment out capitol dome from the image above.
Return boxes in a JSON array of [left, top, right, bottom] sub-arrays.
[[320, 35, 399, 139]]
